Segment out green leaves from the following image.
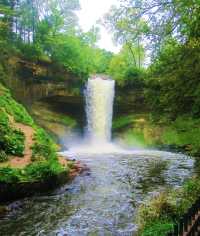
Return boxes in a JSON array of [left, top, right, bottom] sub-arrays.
[[108, 44, 145, 86], [0, 110, 25, 156], [0, 150, 8, 163]]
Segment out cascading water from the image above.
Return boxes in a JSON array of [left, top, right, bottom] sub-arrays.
[[85, 76, 115, 143], [64, 75, 120, 154]]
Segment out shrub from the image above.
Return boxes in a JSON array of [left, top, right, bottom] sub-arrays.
[[24, 160, 66, 181], [0, 150, 8, 163], [0, 84, 33, 126], [0, 110, 25, 156], [137, 192, 176, 230], [31, 127, 57, 161], [3, 129, 25, 156], [141, 220, 174, 236], [137, 178, 200, 235], [0, 167, 21, 183]]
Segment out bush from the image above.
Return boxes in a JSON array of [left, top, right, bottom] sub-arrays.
[[0, 92, 33, 125], [0, 150, 8, 163], [0, 160, 66, 184], [31, 127, 57, 161], [141, 220, 173, 236], [0, 167, 21, 183], [137, 193, 176, 229], [25, 161, 64, 181], [0, 110, 25, 156], [137, 178, 200, 235], [3, 129, 25, 156]]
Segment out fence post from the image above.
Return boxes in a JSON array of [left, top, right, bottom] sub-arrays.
[[183, 213, 188, 232], [179, 217, 184, 235]]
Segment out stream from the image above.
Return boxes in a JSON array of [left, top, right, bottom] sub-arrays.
[[0, 149, 193, 236]]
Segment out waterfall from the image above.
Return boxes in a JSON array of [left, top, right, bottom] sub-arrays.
[[85, 76, 115, 143]]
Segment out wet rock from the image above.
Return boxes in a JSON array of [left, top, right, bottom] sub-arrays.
[[8, 200, 23, 212], [0, 205, 8, 217]]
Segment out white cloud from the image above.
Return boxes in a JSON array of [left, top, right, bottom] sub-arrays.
[[77, 0, 120, 53]]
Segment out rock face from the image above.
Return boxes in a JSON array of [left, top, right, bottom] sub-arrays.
[[4, 76, 82, 105]]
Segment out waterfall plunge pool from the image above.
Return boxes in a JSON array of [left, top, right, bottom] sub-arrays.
[[0, 150, 193, 235], [0, 77, 194, 235]]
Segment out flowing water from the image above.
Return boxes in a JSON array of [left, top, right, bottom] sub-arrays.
[[0, 77, 194, 235], [0, 151, 193, 236], [85, 77, 115, 142]]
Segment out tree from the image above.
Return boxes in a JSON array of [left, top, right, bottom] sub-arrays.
[[104, 0, 200, 60], [108, 44, 145, 86]]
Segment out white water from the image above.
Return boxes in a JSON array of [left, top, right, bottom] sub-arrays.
[[85, 76, 115, 143], [64, 76, 121, 154]]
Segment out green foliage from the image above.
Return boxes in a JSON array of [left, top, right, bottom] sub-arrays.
[[145, 38, 200, 117], [0, 85, 33, 125], [115, 114, 200, 156], [0, 83, 70, 185], [141, 220, 173, 236], [0, 0, 114, 80], [0, 167, 21, 183], [148, 160, 169, 178], [19, 43, 45, 62], [0, 110, 25, 156], [24, 161, 65, 181], [108, 45, 145, 87], [31, 127, 57, 162], [0, 160, 66, 183], [3, 129, 25, 156], [104, 0, 200, 57], [161, 116, 200, 156], [0, 150, 8, 163], [91, 48, 113, 74], [138, 177, 200, 236], [113, 115, 135, 130]]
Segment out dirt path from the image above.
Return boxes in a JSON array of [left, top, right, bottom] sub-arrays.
[[8, 115, 35, 168], [0, 116, 34, 168], [0, 115, 71, 169], [9, 121, 34, 168]]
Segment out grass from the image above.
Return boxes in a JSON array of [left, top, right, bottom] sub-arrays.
[[137, 177, 200, 235], [0, 84, 33, 126]]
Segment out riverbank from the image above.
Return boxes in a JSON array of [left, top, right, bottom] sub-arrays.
[[113, 114, 200, 235], [0, 83, 87, 205], [113, 113, 200, 157], [136, 175, 200, 236], [0, 159, 89, 203]]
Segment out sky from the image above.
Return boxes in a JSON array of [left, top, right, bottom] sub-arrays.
[[77, 0, 121, 53]]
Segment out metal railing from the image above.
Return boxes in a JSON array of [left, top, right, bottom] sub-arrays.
[[167, 197, 200, 236]]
